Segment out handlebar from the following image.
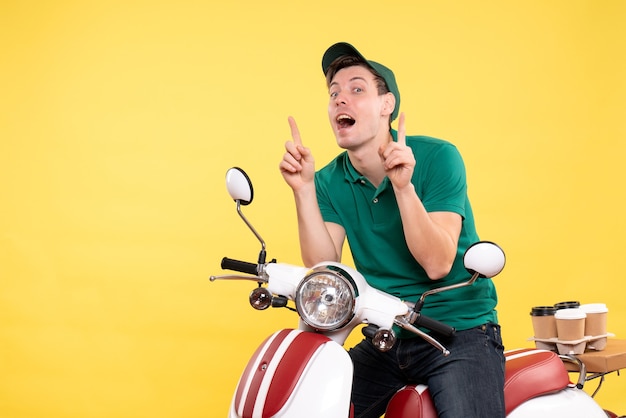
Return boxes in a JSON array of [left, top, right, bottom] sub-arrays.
[[215, 255, 456, 355], [221, 257, 258, 275], [411, 312, 456, 337]]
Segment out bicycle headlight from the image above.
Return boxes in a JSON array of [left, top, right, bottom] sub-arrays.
[[295, 265, 357, 331]]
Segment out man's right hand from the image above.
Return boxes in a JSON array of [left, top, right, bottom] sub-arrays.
[[279, 116, 315, 191]]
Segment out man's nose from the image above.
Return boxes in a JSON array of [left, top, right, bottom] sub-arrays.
[[334, 93, 347, 105]]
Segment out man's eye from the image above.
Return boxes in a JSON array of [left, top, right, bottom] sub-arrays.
[[330, 91, 338, 98], [354, 87, 363, 93]]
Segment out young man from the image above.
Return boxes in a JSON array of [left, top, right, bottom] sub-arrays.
[[279, 42, 505, 418]]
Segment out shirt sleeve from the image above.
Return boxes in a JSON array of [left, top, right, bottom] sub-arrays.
[[315, 171, 343, 225], [418, 143, 468, 218]]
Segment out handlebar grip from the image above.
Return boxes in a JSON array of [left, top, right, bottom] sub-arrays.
[[413, 313, 456, 337], [221, 257, 258, 275]]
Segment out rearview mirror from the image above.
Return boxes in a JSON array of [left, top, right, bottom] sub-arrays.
[[463, 241, 506, 278], [225, 167, 253, 205]]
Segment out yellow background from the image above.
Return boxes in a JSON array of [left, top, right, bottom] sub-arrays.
[[1, 1, 625, 416]]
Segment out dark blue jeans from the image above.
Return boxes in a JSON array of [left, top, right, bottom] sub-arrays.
[[348, 323, 505, 418]]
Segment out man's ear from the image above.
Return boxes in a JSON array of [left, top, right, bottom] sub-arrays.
[[381, 92, 396, 117]]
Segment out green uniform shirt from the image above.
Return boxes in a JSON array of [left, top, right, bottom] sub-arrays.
[[315, 130, 498, 334]]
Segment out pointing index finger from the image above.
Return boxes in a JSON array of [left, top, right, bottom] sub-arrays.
[[288, 116, 303, 146], [397, 112, 406, 145]]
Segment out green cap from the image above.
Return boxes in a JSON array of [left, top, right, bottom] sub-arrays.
[[322, 42, 400, 122]]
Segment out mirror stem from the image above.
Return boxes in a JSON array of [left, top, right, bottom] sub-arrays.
[[413, 271, 480, 314], [236, 200, 267, 258]]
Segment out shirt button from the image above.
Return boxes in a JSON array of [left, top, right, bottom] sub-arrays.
[[372, 198, 379, 204], [360, 180, 366, 184]]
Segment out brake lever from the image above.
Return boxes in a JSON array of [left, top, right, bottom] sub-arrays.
[[209, 274, 267, 283], [394, 317, 451, 356]]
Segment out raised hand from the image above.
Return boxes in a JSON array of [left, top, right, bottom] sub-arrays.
[[379, 113, 415, 189], [279, 116, 316, 191]]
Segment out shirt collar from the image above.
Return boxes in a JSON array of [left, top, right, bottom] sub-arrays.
[[342, 129, 398, 186]]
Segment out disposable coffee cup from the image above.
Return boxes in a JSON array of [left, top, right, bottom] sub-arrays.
[[530, 306, 558, 339], [555, 308, 586, 341], [580, 303, 608, 337], [580, 303, 609, 350]]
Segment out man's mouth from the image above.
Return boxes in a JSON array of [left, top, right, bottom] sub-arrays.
[[337, 114, 355, 129]]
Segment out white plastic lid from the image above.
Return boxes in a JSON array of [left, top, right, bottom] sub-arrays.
[[554, 308, 587, 320], [580, 303, 608, 314]]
